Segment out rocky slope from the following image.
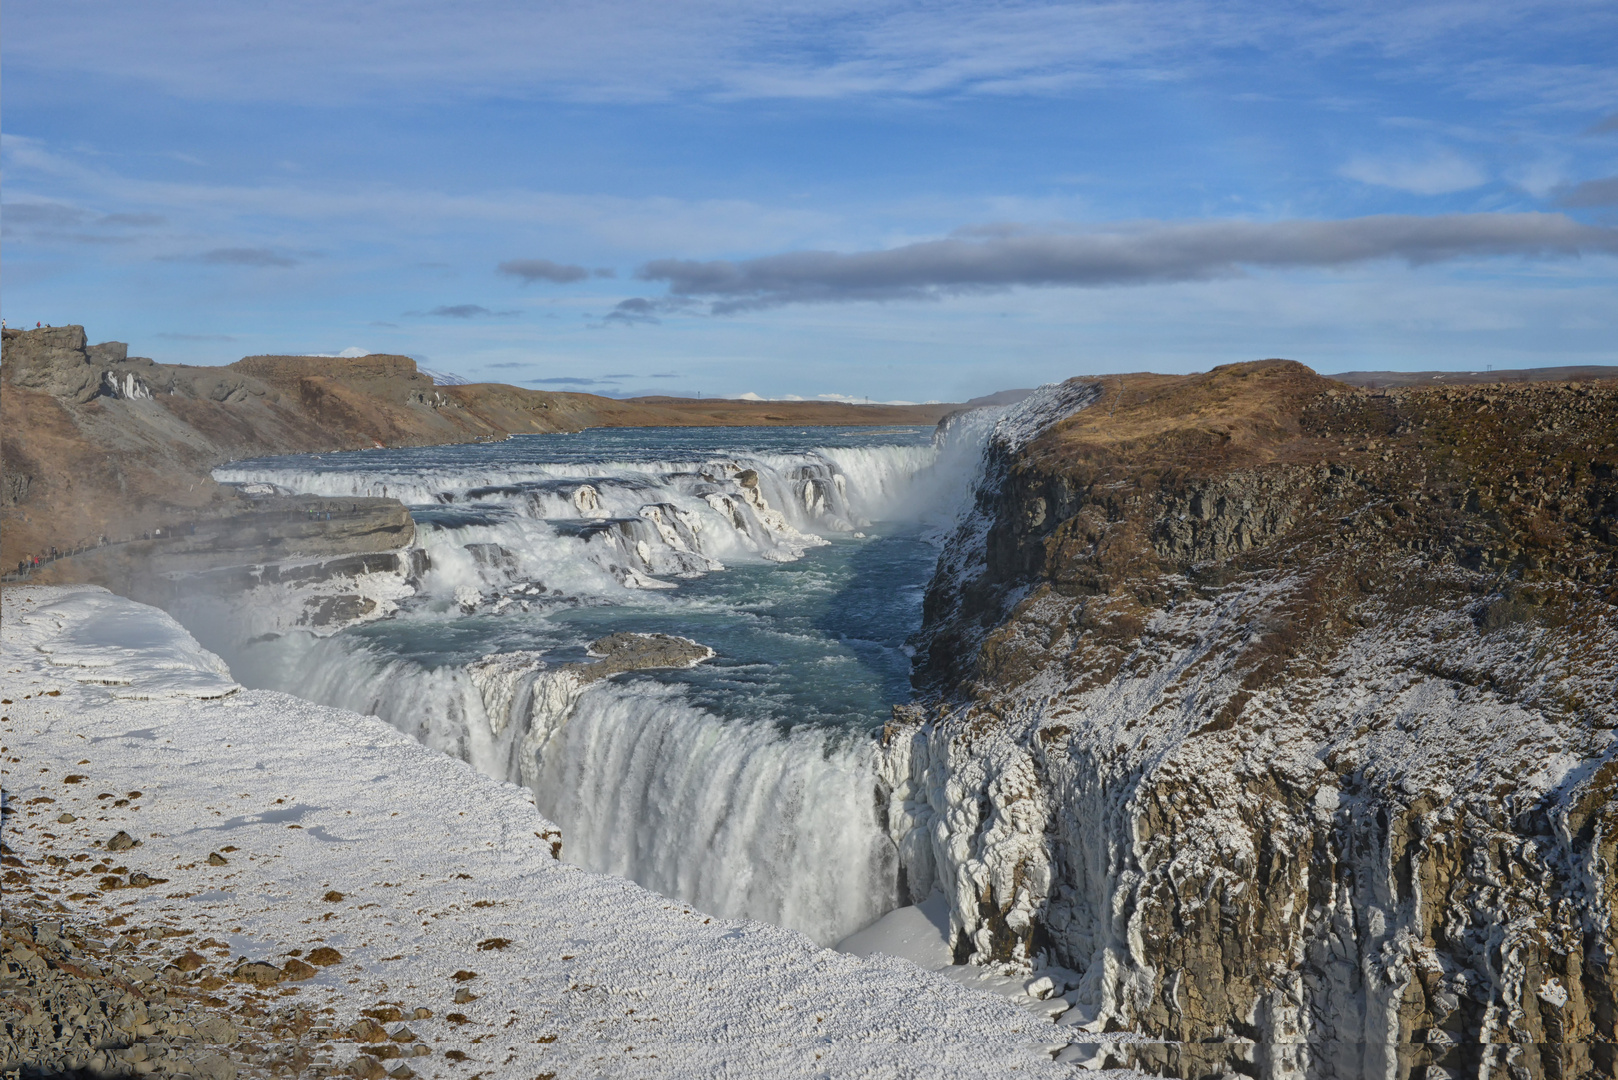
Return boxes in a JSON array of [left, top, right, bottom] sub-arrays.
[[0, 325, 956, 574], [0, 903, 299, 1080], [885, 362, 1618, 1077]]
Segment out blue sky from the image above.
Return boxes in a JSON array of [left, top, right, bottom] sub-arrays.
[[3, 1, 1616, 402]]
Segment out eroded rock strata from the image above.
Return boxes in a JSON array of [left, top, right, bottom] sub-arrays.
[[886, 362, 1618, 1077]]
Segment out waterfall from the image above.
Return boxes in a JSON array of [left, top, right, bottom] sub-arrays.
[[532, 682, 896, 944], [216, 440, 944, 603], [219, 629, 896, 944], [204, 424, 995, 946]]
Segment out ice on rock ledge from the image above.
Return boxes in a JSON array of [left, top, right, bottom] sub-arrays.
[[14, 586, 240, 699]]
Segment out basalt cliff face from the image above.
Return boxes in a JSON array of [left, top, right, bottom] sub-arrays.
[[886, 361, 1618, 1078]]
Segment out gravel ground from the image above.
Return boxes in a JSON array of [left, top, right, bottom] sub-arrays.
[[2, 870, 443, 1080]]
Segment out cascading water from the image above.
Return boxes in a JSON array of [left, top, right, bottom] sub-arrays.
[[203, 424, 989, 945]]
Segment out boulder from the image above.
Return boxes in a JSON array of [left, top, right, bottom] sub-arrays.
[[231, 960, 284, 986], [345, 1056, 386, 1080], [1, 325, 103, 402], [577, 632, 715, 684], [281, 957, 317, 981], [188, 1052, 239, 1080], [173, 951, 207, 972], [347, 1018, 388, 1043], [193, 1015, 237, 1044], [85, 341, 129, 365]]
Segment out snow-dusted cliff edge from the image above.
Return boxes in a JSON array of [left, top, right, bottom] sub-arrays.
[[2, 585, 1076, 1078], [882, 364, 1618, 1078]]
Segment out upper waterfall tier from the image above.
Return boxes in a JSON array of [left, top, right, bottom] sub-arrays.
[[215, 425, 965, 603]]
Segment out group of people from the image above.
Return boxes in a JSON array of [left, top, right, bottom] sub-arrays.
[[7, 526, 198, 576], [9, 536, 112, 579]]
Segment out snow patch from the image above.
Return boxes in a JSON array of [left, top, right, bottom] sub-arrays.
[[12, 586, 240, 699]]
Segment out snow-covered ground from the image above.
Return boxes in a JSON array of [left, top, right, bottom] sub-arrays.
[[2, 585, 1122, 1078]]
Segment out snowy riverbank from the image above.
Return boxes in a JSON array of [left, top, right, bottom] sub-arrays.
[[3, 585, 1099, 1078]]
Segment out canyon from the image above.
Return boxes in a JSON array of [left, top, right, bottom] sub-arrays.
[[6, 323, 1617, 1078], [0, 324, 954, 574]]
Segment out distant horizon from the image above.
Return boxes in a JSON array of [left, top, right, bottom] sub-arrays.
[[9, 319, 1614, 403], [4, 0, 1615, 404]]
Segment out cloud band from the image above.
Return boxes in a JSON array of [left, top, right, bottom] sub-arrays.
[[499, 258, 598, 283], [635, 213, 1618, 312]]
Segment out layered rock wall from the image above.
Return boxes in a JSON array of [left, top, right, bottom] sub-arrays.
[[892, 364, 1618, 1077]]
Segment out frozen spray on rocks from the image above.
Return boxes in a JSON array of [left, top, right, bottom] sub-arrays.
[[1, 584, 1078, 1080], [877, 364, 1618, 1076]]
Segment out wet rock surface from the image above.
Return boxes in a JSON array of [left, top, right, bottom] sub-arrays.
[[574, 633, 715, 683], [894, 362, 1618, 1077]]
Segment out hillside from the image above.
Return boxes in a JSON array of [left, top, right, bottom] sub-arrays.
[[0, 325, 955, 571]]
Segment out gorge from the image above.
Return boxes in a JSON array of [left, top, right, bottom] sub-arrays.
[[6, 326, 1618, 1078]]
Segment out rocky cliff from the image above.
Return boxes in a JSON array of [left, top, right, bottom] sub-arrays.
[[887, 362, 1618, 1077]]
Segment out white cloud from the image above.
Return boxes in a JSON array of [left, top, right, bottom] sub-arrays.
[[1340, 148, 1488, 195], [1507, 157, 1569, 197]]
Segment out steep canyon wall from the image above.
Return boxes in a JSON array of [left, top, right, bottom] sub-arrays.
[[888, 362, 1618, 1078]]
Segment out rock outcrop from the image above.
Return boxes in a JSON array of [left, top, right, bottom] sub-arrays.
[[888, 362, 1618, 1077], [578, 632, 716, 683], [2, 325, 112, 403]]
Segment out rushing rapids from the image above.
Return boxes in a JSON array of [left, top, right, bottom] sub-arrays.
[[201, 424, 993, 945]]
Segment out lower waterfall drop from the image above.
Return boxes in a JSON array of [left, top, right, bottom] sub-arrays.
[[532, 681, 896, 945]]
